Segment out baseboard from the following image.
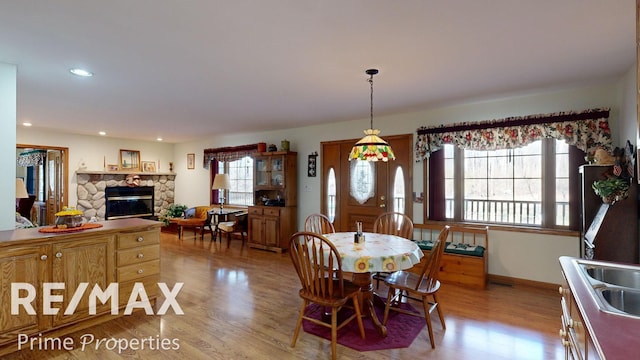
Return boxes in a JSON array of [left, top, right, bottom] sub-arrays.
[[488, 274, 559, 291]]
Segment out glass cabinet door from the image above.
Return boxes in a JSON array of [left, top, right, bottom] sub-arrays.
[[255, 158, 269, 186], [271, 157, 284, 187]]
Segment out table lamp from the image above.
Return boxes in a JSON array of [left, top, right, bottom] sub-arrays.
[[212, 174, 231, 211], [15, 178, 29, 210]]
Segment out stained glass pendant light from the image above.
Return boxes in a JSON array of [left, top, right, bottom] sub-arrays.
[[348, 69, 395, 161]]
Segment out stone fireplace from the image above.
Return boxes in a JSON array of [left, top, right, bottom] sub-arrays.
[[76, 172, 176, 221]]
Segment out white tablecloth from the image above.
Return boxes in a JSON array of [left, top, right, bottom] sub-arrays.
[[323, 232, 423, 273]]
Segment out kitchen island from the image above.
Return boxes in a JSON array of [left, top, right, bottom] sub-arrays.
[[0, 218, 161, 356]]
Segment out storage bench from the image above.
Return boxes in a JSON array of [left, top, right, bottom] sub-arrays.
[[410, 223, 489, 289]]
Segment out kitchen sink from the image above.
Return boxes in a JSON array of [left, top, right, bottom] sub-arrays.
[[585, 266, 640, 289], [574, 260, 640, 318], [598, 288, 640, 317]]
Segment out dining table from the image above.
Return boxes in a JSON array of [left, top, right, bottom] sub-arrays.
[[322, 231, 423, 337]]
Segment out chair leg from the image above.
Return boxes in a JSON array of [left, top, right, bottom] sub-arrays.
[[352, 294, 365, 339], [382, 286, 399, 325], [433, 293, 446, 329], [422, 295, 436, 349], [331, 307, 338, 360], [291, 300, 307, 347]]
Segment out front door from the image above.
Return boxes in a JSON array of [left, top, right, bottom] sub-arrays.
[[321, 134, 413, 232]]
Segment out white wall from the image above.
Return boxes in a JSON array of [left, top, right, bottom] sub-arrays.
[[0, 63, 17, 231], [618, 64, 638, 148]]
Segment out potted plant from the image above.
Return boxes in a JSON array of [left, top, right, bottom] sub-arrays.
[[159, 203, 188, 226], [592, 178, 630, 204]]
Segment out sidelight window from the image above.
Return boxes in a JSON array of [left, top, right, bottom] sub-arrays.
[[393, 167, 405, 214], [327, 168, 336, 222]]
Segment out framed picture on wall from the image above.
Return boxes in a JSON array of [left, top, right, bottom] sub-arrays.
[[187, 153, 195, 169], [119, 149, 140, 171], [142, 161, 156, 172]]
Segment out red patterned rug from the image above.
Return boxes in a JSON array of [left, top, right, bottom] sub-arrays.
[[302, 302, 426, 351]]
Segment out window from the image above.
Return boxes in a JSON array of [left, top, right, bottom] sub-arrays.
[[327, 168, 336, 223], [216, 156, 254, 206], [393, 167, 405, 214], [440, 139, 570, 228]]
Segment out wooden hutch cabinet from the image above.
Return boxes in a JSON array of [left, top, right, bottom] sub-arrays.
[[248, 151, 297, 252]]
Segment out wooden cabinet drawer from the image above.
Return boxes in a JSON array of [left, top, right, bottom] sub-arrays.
[[264, 208, 280, 216], [248, 207, 263, 216], [117, 260, 160, 282], [117, 245, 159, 266], [117, 230, 159, 249]]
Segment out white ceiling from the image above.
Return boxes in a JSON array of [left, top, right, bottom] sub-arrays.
[[1, 1, 635, 143]]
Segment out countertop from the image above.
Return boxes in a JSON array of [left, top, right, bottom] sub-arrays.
[[559, 256, 640, 359], [0, 218, 161, 246]]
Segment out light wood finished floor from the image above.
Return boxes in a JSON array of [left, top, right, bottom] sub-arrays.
[[6, 232, 565, 359]]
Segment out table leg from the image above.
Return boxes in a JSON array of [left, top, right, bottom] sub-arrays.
[[351, 272, 387, 337]]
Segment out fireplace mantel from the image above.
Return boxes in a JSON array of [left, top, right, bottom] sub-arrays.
[[76, 170, 176, 176]]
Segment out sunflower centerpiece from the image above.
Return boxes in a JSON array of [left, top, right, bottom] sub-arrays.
[[54, 207, 84, 229]]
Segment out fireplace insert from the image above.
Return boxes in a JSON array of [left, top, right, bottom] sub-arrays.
[[105, 186, 154, 220]]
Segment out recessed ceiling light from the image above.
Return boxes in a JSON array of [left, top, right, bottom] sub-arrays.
[[69, 68, 93, 77], [99, 131, 106, 136], [22, 122, 32, 127]]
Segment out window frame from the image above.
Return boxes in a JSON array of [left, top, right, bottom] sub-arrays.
[[212, 156, 254, 207], [427, 138, 583, 230]]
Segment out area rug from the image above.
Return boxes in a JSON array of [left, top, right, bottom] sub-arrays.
[[302, 302, 426, 351]]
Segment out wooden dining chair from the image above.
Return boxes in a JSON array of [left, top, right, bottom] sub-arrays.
[[304, 213, 335, 234], [289, 231, 365, 360], [372, 212, 414, 288], [382, 225, 449, 349], [218, 212, 248, 248]]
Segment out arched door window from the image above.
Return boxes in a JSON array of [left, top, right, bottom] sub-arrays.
[[327, 168, 336, 222], [393, 166, 405, 213]]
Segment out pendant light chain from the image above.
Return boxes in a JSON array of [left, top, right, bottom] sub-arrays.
[[369, 74, 374, 130], [348, 68, 395, 161]]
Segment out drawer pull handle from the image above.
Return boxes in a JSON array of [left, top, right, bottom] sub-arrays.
[[137, 236, 144, 242], [138, 253, 144, 259], [40, 255, 48, 261], [137, 269, 143, 274], [55, 252, 62, 258]]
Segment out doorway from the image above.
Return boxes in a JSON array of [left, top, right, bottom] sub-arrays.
[[321, 134, 413, 232], [16, 145, 68, 225]]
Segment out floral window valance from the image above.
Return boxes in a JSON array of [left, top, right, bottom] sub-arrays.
[[415, 108, 611, 161], [17, 149, 47, 167], [203, 143, 260, 169]]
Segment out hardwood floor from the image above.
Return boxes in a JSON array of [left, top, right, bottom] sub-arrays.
[[5, 232, 565, 359]]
